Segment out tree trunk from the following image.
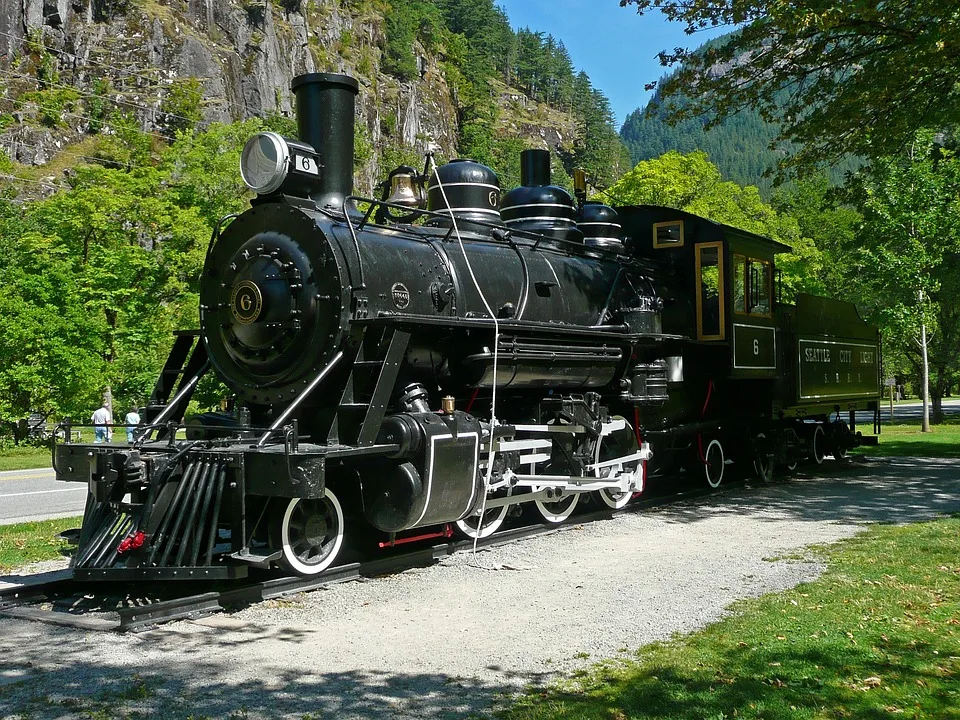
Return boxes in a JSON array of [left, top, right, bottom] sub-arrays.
[[933, 365, 946, 424], [921, 321, 931, 432]]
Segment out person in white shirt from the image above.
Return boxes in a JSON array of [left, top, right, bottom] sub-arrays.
[[91, 402, 111, 443], [125, 406, 141, 443]]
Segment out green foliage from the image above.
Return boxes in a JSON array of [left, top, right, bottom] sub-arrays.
[[599, 151, 833, 296], [91, 110, 154, 169], [382, 0, 450, 81], [161, 119, 268, 225], [771, 175, 861, 298], [19, 87, 81, 128], [0, 151, 213, 425], [838, 135, 960, 417], [620, 0, 960, 176], [160, 77, 204, 138], [84, 78, 112, 134]]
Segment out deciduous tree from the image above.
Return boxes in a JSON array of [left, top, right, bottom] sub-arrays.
[[840, 135, 960, 425], [620, 0, 960, 174]]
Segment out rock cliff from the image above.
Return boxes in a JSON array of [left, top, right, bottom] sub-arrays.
[[0, 0, 485, 193]]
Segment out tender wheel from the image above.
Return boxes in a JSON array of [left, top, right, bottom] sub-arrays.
[[829, 420, 851, 459], [782, 427, 800, 472], [278, 489, 345, 576], [753, 453, 774, 482], [535, 492, 580, 523], [455, 490, 511, 539], [810, 424, 826, 465], [703, 438, 725, 488]]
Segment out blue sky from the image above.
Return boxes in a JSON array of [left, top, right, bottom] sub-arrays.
[[495, 0, 726, 128]]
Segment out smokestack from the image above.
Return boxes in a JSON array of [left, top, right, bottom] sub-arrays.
[[291, 72, 359, 212], [520, 148, 551, 187]]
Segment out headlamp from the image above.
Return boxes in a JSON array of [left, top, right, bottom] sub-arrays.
[[240, 131, 322, 197]]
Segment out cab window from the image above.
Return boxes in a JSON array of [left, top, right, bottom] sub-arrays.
[[733, 254, 772, 318], [733, 254, 746, 313], [696, 242, 724, 340], [653, 220, 684, 248]]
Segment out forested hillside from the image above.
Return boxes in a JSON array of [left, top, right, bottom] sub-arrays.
[[619, 48, 860, 197]]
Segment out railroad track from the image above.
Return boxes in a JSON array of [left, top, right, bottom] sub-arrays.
[[0, 477, 754, 633]]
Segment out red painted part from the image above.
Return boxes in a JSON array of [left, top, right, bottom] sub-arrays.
[[377, 524, 455, 549], [465, 387, 480, 413], [697, 379, 715, 466], [117, 530, 146, 555], [633, 406, 647, 495]]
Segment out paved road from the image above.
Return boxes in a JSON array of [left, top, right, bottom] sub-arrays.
[[869, 396, 960, 422], [0, 468, 86, 526]]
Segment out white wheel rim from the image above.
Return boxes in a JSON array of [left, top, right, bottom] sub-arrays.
[[455, 496, 510, 539], [704, 439, 724, 488], [593, 416, 642, 510], [535, 492, 579, 523], [280, 489, 345, 576], [811, 425, 825, 465], [598, 487, 633, 509]]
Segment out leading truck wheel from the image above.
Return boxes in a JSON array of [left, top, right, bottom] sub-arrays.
[[703, 438, 725, 488], [455, 489, 512, 539], [278, 489, 345, 575]]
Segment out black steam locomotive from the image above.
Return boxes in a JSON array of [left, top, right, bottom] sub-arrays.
[[54, 73, 880, 580]]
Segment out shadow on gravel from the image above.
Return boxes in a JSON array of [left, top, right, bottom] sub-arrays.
[[651, 456, 960, 526], [0, 651, 516, 719]]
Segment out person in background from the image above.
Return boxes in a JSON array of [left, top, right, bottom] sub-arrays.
[[125, 405, 141, 443], [91, 401, 111, 443]]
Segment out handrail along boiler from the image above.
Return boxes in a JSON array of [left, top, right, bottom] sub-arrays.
[[54, 73, 880, 580]]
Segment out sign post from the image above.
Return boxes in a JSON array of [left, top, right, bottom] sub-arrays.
[[884, 378, 896, 420]]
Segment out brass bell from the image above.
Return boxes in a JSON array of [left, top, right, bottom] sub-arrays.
[[385, 168, 425, 210]]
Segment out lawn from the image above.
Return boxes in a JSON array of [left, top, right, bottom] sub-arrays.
[[0, 516, 80, 572], [0, 445, 53, 472], [857, 414, 960, 458], [500, 515, 960, 719]]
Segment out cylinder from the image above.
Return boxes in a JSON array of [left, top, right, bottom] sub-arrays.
[[520, 149, 551, 187], [291, 72, 359, 212]]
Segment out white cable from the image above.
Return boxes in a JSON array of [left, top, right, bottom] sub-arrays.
[[426, 157, 502, 568]]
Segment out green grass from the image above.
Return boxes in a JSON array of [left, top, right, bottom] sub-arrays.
[[0, 516, 80, 571], [500, 516, 960, 720], [0, 444, 53, 471], [857, 414, 960, 458]]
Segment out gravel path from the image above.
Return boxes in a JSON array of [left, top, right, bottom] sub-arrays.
[[2, 456, 959, 719]]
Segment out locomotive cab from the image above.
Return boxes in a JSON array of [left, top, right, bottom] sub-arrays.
[[617, 205, 789, 375]]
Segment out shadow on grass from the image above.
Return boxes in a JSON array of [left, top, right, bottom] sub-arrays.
[[517, 635, 958, 719]]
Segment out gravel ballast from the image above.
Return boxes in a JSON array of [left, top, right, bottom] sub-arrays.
[[1, 456, 958, 719]]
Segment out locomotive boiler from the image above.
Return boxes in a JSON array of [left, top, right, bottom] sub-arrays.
[[53, 72, 880, 581]]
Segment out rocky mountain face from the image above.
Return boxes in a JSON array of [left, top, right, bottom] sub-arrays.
[[0, 0, 577, 195]]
